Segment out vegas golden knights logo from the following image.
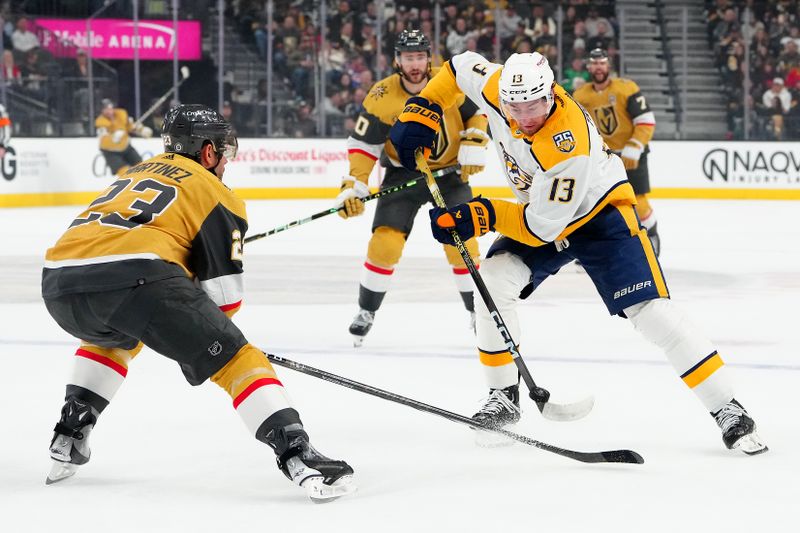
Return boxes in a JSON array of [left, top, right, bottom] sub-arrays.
[[593, 106, 619, 136], [431, 126, 449, 160]]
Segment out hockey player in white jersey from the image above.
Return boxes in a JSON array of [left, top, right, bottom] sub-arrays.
[[389, 51, 767, 455]]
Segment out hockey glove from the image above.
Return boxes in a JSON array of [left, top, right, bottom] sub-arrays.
[[429, 196, 495, 245], [336, 179, 370, 219], [389, 96, 442, 171], [457, 128, 489, 182], [620, 139, 644, 170]]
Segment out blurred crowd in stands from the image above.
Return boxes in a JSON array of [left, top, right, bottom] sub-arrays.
[[226, 1, 617, 137], [707, 0, 800, 139], [10, 0, 799, 141]]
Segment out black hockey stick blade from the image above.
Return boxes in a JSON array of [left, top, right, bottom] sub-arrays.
[[266, 353, 644, 465]]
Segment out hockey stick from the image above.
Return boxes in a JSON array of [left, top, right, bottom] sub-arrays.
[[243, 164, 460, 244], [133, 66, 191, 129], [267, 353, 643, 464], [415, 150, 594, 422]]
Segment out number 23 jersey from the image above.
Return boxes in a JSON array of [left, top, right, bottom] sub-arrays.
[[43, 153, 247, 313]]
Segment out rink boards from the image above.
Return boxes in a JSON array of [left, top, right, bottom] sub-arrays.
[[1, 138, 799, 206]]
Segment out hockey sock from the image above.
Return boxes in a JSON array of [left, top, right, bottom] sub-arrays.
[[211, 344, 297, 438], [459, 290, 475, 313], [625, 299, 733, 412], [639, 209, 657, 231], [65, 342, 143, 412], [475, 253, 529, 390], [358, 282, 387, 312]]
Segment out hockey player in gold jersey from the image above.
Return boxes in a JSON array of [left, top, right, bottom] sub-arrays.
[[390, 50, 767, 455], [336, 29, 489, 346], [95, 98, 152, 176], [573, 48, 660, 255], [43, 104, 355, 502]]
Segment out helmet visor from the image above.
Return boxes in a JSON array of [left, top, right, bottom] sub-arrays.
[[193, 123, 238, 159], [218, 132, 238, 160], [503, 97, 550, 122]]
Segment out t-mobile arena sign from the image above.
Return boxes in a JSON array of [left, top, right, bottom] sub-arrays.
[[35, 18, 201, 60]]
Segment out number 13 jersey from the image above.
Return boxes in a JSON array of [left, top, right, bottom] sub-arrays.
[[420, 51, 636, 246]]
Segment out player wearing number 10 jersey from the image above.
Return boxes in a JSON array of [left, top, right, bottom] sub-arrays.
[[41, 104, 355, 502]]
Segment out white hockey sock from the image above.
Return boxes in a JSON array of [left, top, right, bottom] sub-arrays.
[[451, 266, 475, 293], [625, 299, 733, 412], [233, 377, 295, 436], [360, 261, 394, 294], [69, 346, 128, 404], [475, 253, 530, 389], [640, 210, 657, 230]]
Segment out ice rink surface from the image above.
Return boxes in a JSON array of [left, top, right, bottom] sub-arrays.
[[1, 198, 797, 533]]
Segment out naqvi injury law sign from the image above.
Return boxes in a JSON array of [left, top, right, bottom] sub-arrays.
[[35, 18, 201, 60]]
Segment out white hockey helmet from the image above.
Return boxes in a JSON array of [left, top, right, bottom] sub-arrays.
[[499, 52, 555, 108]]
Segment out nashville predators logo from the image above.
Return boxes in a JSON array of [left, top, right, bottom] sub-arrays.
[[552, 131, 576, 153], [500, 143, 533, 192], [369, 83, 388, 100], [593, 106, 619, 136]]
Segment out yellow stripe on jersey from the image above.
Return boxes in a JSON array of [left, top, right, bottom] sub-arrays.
[[612, 202, 669, 298], [421, 61, 463, 111], [529, 86, 590, 171], [488, 199, 548, 247], [479, 349, 515, 367], [681, 352, 724, 389], [557, 181, 636, 238], [487, 181, 638, 248]]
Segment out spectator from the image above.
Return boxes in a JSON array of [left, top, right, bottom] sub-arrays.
[[446, 17, 478, 56], [497, 8, 522, 43], [528, 4, 556, 46], [291, 100, 317, 137], [778, 39, 800, 72], [587, 21, 614, 51], [20, 47, 47, 100], [477, 23, 496, 58], [1, 49, 21, 86], [585, 7, 615, 39], [762, 77, 791, 139], [562, 57, 589, 93], [11, 16, 40, 54]]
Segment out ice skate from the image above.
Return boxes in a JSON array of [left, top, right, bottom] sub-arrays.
[[471, 385, 521, 447], [46, 398, 98, 485], [349, 308, 375, 347], [277, 435, 356, 503], [712, 399, 768, 456]]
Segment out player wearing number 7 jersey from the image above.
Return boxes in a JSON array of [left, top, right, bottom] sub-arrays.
[[41, 104, 355, 502], [389, 51, 767, 455]]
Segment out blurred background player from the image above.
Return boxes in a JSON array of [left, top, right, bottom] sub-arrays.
[[0, 103, 11, 159], [336, 29, 489, 346], [574, 48, 660, 255], [95, 98, 153, 177], [42, 104, 354, 502]]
